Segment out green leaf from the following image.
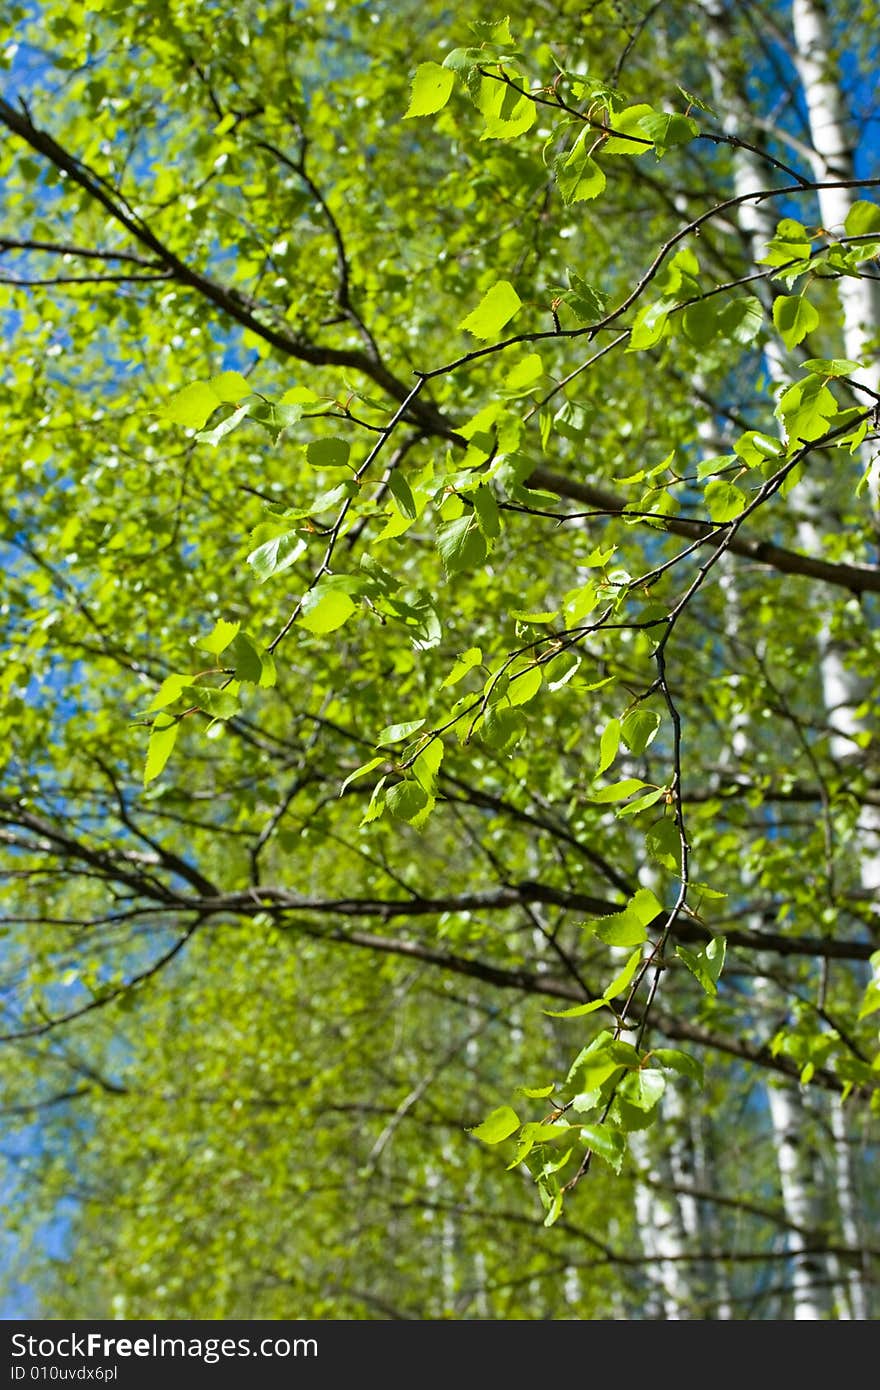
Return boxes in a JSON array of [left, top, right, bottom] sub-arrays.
[[199, 618, 240, 657], [413, 738, 443, 794], [146, 674, 190, 713], [627, 299, 671, 350], [404, 61, 456, 118], [775, 375, 839, 442], [441, 647, 482, 687], [652, 1049, 704, 1085], [646, 817, 679, 870], [553, 399, 593, 442], [477, 76, 537, 140], [682, 299, 719, 346], [676, 936, 727, 995], [594, 887, 662, 946], [297, 584, 357, 635], [618, 1068, 666, 1112], [560, 269, 607, 322], [510, 609, 559, 625], [180, 684, 239, 721], [544, 998, 608, 1019], [209, 370, 251, 402], [469, 18, 514, 43], [616, 787, 666, 817], [472, 485, 500, 539], [554, 132, 606, 203], [773, 294, 819, 349], [339, 757, 385, 796], [306, 438, 351, 470], [733, 430, 783, 467], [844, 200, 880, 237], [195, 402, 252, 447], [588, 778, 651, 803], [716, 295, 764, 345], [246, 532, 307, 583], [800, 358, 862, 377], [504, 353, 544, 392], [385, 780, 430, 822], [594, 907, 649, 947], [516, 1084, 556, 1099], [704, 478, 746, 523], [458, 280, 522, 338], [578, 1123, 626, 1173], [229, 632, 276, 687], [387, 470, 418, 520], [479, 706, 527, 751], [603, 948, 643, 1000], [597, 717, 621, 775], [470, 1105, 521, 1144], [436, 514, 488, 574], [144, 714, 179, 785], [639, 111, 699, 155], [507, 664, 542, 707], [375, 719, 426, 747], [359, 776, 387, 826], [162, 381, 221, 430], [621, 709, 660, 755], [602, 104, 655, 154]]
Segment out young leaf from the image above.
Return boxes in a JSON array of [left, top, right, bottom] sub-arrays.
[[844, 200, 880, 237], [230, 632, 276, 688], [651, 1049, 704, 1085], [209, 370, 251, 402], [603, 947, 643, 1000], [146, 674, 190, 713], [554, 135, 606, 204], [297, 584, 357, 635], [544, 998, 608, 1019], [627, 300, 671, 350], [458, 280, 522, 338], [470, 1105, 521, 1144], [199, 618, 240, 657], [339, 757, 385, 796], [588, 778, 651, 803], [704, 478, 746, 523], [602, 104, 655, 154], [441, 647, 482, 687], [436, 514, 488, 574], [180, 685, 239, 720], [621, 709, 660, 755], [306, 438, 351, 470], [578, 1122, 626, 1173], [773, 294, 819, 349], [639, 111, 699, 155], [676, 936, 727, 995], [144, 714, 179, 786], [504, 353, 544, 392], [387, 470, 418, 520], [246, 532, 307, 583], [596, 718, 621, 775], [162, 381, 221, 430], [413, 739, 443, 794], [385, 780, 431, 822], [507, 664, 542, 707], [375, 719, 426, 747], [404, 62, 456, 119], [472, 485, 500, 539]]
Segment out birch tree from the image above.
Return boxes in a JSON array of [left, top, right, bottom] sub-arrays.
[[1, 0, 878, 1318]]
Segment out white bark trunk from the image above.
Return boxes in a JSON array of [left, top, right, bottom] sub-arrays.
[[765, 1080, 832, 1318], [829, 1097, 869, 1318]]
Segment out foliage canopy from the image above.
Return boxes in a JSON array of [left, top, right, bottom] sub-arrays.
[[1, 0, 879, 1319]]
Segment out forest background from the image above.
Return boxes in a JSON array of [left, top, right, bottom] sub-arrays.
[[1, 0, 879, 1320]]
